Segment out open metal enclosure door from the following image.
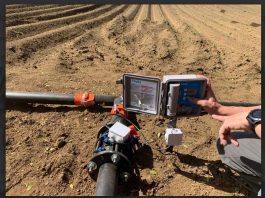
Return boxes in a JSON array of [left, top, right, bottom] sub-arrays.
[[123, 74, 161, 115]]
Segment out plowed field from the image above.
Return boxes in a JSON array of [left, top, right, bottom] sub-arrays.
[[5, 4, 261, 196]]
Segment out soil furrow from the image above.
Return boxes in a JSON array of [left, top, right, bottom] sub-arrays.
[[125, 5, 150, 36], [219, 5, 261, 16], [160, 5, 225, 76], [6, 4, 30, 9], [6, 5, 84, 27], [6, 5, 129, 64], [174, 5, 258, 55], [6, 5, 62, 14], [147, 4, 152, 21], [180, 5, 260, 50], [135, 5, 149, 23], [98, 4, 142, 42], [125, 4, 142, 21], [188, 5, 261, 28], [32, 4, 103, 22], [174, 5, 261, 79], [61, 5, 142, 77], [6, 5, 117, 42], [99, 4, 181, 75], [151, 4, 165, 23]]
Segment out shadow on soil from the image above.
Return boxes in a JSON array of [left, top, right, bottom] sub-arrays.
[[172, 152, 249, 195], [116, 148, 249, 195], [117, 144, 155, 196], [6, 102, 111, 114]]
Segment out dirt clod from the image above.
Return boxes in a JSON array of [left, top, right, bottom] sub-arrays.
[[55, 137, 67, 148]]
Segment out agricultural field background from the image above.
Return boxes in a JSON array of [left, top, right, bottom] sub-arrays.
[[5, 4, 261, 196]]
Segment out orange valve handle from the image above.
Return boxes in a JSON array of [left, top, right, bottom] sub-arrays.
[[74, 93, 95, 107], [110, 103, 128, 117], [128, 125, 139, 137]]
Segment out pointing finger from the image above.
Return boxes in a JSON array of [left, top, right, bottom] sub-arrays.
[[212, 114, 227, 122], [231, 138, 239, 147]]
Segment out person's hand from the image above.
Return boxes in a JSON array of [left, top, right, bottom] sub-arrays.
[[212, 111, 252, 147], [190, 75, 222, 115]]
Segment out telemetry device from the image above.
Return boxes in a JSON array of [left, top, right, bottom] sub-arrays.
[[123, 73, 207, 117]]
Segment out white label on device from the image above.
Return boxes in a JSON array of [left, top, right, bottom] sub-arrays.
[[165, 128, 183, 146]]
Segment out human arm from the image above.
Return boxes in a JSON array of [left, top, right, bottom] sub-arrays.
[[215, 105, 261, 116], [255, 124, 261, 138], [191, 75, 261, 116], [213, 111, 261, 146]]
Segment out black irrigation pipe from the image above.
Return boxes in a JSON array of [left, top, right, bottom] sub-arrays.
[[6, 91, 260, 108], [6, 91, 116, 106]]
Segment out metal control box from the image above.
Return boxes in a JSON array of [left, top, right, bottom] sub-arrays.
[[123, 74, 206, 117]]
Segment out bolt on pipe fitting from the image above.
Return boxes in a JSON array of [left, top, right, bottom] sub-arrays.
[[111, 154, 120, 164], [121, 172, 130, 182], [88, 161, 97, 173]]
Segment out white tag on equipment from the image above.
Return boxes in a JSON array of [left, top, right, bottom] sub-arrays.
[[108, 122, 131, 143], [165, 128, 183, 146]]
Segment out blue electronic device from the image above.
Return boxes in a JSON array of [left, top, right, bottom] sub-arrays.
[[162, 74, 207, 117]]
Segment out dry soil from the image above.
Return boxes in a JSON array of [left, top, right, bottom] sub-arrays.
[[5, 4, 261, 196]]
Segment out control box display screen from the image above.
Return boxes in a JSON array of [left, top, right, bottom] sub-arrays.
[[123, 75, 160, 115]]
